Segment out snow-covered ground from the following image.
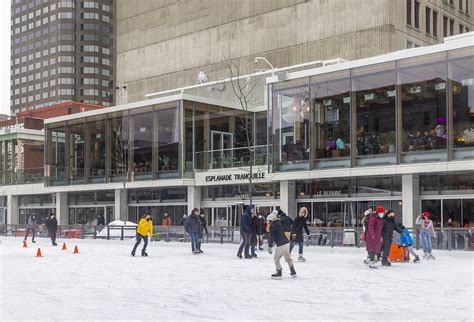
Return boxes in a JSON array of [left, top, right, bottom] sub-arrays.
[[0, 237, 472, 321]]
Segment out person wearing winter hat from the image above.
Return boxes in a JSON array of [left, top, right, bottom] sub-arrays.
[[362, 208, 373, 264], [381, 210, 405, 267], [277, 209, 293, 240], [237, 205, 253, 259], [24, 214, 37, 243], [45, 213, 58, 246], [184, 208, 202, 254], [290, 207, 311, 262], [398, 223, 420, 263], [365, 207, 384, 268], [415, 212, 436, 260], [267, 212, 296, 278]]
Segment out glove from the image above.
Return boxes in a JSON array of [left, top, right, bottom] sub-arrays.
[[363, 209, 372, 216], [268, 247, 273, 254], [150, 237, 154, 242]]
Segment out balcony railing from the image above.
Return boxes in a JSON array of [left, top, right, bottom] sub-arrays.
[[194, 145, 268, 171], [0, 168, 44, 185]]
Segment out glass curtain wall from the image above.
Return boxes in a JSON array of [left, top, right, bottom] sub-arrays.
[[68, 120, 86, 184], [352, 62, 397, 166], [311, 71, 351, 169], [86, 115, 106, 183], [399, 53, 448, 162], [47, 124, 67, 185], [272, 77, 311, 171], [156, 106, 180, 178], [130, 107, 153, 180], [448, 48, 474, 159], [108, 111, 129, 182]]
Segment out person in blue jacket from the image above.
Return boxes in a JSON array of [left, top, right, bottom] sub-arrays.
[[398, 224, 420, 263], [237, 205, 253, 259]]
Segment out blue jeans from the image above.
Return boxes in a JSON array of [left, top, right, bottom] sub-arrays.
[[420, 230, 432, 253], [190, 232, 200, 252]]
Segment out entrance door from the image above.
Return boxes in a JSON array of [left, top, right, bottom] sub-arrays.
[[211, 131, 233, 168], [227, 203, 244, 227]]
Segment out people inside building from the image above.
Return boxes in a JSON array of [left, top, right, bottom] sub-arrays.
[[416, 212, 436, 260], [45, 213, 58, 246], [267, 211, 296, 279], [97, 213, 105, 226], [290, 207, 311, 262], [131, 213, 153, 257]]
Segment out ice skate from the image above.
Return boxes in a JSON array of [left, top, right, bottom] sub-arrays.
[[290, 266, 297, 278], [237, 254, 242, 259], [368, 261, 378, 269], [363, 258, 371, 265], [423, 252, 429, 260], [244, 254, 252, 259], [381, 258, 391, 267], [258, 246, 264, 251], [251, 253, 257, 258], [198, 249, 204, 253], [414, 255, 420, 263], [271, 269, 282, 279], [52, 242, 58, 246], [141, 251, 148, 257], [131, 251, 135, 257], [298, 255, 306, 262], [428, 253, 436, 260]]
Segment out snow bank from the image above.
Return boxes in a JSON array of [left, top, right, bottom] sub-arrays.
[[96, 220, 137, 238]]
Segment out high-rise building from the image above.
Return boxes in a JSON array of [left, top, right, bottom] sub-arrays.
[[116, 0, 473, 103], [10, 0, 115, 114]]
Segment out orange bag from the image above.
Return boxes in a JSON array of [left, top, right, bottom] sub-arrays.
[[389, 244, 408, 262]]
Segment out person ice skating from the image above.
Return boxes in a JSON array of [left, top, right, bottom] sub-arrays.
[[416, 212, 436, 260], [198, 209, 208, 253], [361, 208, 373, 264], [257, 214, 265, 250], [267, 212, 296, 279], [131, 213, 153, 257], [398, 224, 420, 263], [365, 207, 384, 268], [162, 213, 172, 226], [24, 214, 37, 243], [184, 208, 202, 254], [290, 207, 310, 262], [45, 213, 58, 246], [278, 208, 293, 240], [250, 210, 261, 257], [381, 209, 405, 267], [237, 205, 253, 259], [97, 213, 105, 226]]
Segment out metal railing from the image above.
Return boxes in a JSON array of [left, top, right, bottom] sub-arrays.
[[194, 145, 268, 171], [0, 225, 472, 251]]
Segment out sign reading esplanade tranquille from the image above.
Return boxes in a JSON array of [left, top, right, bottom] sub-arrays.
[[205, 172, 265, 182]]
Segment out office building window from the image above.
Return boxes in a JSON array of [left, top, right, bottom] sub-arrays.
[[433, 11, 438, 37], [399, 53, 447, 162], [459, 24, 464, 33], [407, 0, 412, 25], [414, 0, 420, 28], [450, 19, 454, 35], [459, 0, 463, 10], [426, 7, 431, 34], [443, 16, 448, 37]]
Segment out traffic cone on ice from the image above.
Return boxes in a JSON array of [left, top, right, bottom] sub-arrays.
[[23, 240, 27, 248], [62, 242, 67, 250], [73, 245, 79, 254], [36, 248, 42, 257]]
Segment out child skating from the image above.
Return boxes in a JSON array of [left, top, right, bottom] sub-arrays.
[[398, 224, 420, 263]]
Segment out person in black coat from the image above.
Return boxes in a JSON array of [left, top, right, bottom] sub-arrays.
[[250, 212, 260, 257], [237, 205, 253, 259], [278, 209, 293, 240], [381, 210, 405, 266], [184, 208, 202, 254], [267, 212, 296, 278], [97, 214, 105, 226], [257, 214, 265, 250], [45, 213, 58, 246], [198, 209, 208, 253], [290, 207, 310, 262]]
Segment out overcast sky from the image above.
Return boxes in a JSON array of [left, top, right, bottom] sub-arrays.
[[0, 0, 11, 116]]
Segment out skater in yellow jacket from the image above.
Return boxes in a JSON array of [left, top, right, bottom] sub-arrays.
[[131, 214, 153, 257]]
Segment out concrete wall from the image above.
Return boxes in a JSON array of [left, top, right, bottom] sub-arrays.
[[115, 0, 473, 103], [116, 0, 398, 102]]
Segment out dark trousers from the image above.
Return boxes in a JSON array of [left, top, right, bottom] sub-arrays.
[[290, 241, 304, 254], [382, 236, 393, 260], [132, 233, 148, 254], [24, 228, 36, 241], [237, 231, 250, 257], [190, 232, 199, 252], [250, 233, 257, 255], [48, 229, 57, 245]]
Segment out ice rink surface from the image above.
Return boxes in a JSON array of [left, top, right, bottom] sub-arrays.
[[1, 237, 472, 321]]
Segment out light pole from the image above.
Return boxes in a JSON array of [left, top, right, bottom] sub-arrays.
[[254, 57, 275, 75]]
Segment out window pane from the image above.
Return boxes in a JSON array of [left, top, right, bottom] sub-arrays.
[[109, 112, 129, 181], [400, 53, 447, 162], [87, 116, 106, 181], [131, 108, 153, 179], [353, 62, 396, 165], [48, 125, 66, 185], [448, 48, 474, 159], [443, 199, 461, 227], [311, 71, 350, 168], [157, 106, 179, 177], [68, 121, 85, 183], [421, 199, 441, 227], [463, 199, 474, 227]]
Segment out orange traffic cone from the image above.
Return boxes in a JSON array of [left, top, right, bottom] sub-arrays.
[[36, 248, 42, 257], [23, 240, 27, 248], [62, 242, 67, 250], [73, 245, 79, 254]]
